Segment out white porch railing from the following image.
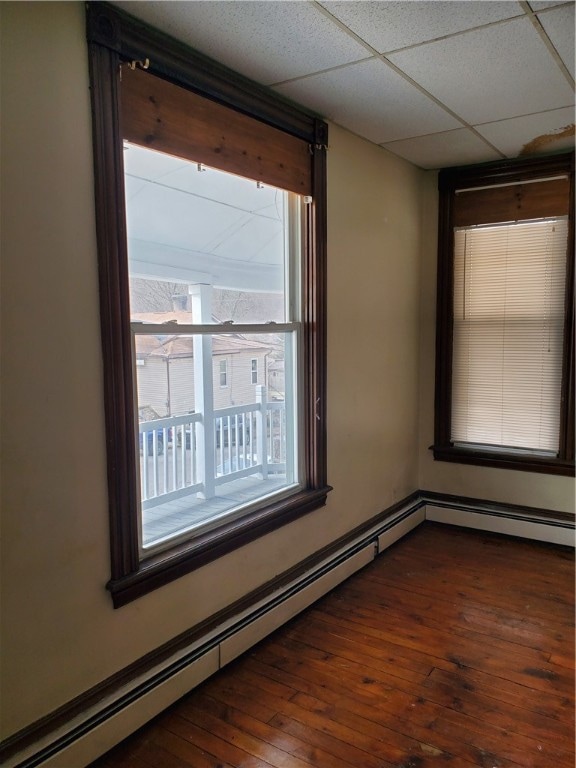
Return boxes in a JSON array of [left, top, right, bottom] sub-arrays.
[[139, 390, 286, 509]]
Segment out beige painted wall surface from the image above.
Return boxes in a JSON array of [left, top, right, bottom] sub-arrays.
[[327, 125, 422, 519], [418, 172, 575, 514], [0, 3, 422, 740]]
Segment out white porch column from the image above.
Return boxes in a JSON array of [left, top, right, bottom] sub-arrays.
[[190, 283, 215, 499], [256, 385, 269, 480]]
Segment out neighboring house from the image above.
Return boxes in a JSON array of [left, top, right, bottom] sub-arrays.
[[132, 312, 274, 417], [267, 358, 285, 400]]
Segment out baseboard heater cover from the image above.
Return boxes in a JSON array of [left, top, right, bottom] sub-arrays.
[[4, 491, 572, 768], [423, 494, 575, 547], [31, 649, 220, 768], [3, 497, 422, 768], [219, 544, 375, 667]]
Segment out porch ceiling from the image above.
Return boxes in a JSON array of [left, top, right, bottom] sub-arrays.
[[125, 143, 286, 292]]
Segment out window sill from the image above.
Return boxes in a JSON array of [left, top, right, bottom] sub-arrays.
[[431, 444, 575, 477], [107, 485, 332, 607]]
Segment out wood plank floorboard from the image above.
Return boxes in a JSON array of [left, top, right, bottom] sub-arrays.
[[91, 522, 575, 768]]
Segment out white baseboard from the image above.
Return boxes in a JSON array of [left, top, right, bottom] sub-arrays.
[[4, 496, 421, 768], [220, 544, 375, 667], [425, 504, 575, 547], [378, 506, 425, 552], [5, 491, 572, 768], [36, 648, 220, 768]]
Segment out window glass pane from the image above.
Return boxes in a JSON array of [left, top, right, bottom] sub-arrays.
[[124, 143, 289, 323], [125, 142, 303, 553], [134, 331, 298, 552], [451, 218, 568, 453]]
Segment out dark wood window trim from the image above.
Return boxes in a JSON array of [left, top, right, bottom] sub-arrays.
[[86, 2, 331, 607], [433, 152, 575, 477]]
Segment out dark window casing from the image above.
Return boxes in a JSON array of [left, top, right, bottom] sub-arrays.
[[433, 152, 574, 476], [86, 2, 331, 606]]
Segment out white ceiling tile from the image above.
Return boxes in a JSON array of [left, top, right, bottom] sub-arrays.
[[319, 1, 523, 53], [474, 107, 575, 157], [382, 129, 502, 169], [111, 0, 575, 170], [388, 16, 574, 124], [529, 1, 570, 9], [112, 1, 369, 85], [538, 5, 575, 77], [274, 58, 461, 144]]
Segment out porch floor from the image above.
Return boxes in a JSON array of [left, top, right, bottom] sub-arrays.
[[142, 474, 289, 547]]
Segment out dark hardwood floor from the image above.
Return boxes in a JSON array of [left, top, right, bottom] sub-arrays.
[[91, 522, 575, 768]]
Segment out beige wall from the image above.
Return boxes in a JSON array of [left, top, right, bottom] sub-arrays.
[[327, 124, 422, 519], [0, 3, 422, 740], [418, 171, 575, 514]]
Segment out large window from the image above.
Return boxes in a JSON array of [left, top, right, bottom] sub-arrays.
[[434, 154, 574, 475], [87, 4, 330, 605]]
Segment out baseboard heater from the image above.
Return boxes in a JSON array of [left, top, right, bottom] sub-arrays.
[[422, 490, 574, 547], [2, 491, 572, 768]]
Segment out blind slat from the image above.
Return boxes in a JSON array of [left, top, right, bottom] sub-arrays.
[[451, 218, 568, 453]]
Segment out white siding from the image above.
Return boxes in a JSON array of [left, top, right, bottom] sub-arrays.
[[169, 357, 196, 416], [136, 351, 271, 417], [136, 358, 169, 417]]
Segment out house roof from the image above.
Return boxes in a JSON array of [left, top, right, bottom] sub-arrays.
[[132, 310, 215, 325], [132, 313, 273, 359]]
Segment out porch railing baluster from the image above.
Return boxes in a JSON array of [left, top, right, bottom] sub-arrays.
[[139, 393, 285, 507]]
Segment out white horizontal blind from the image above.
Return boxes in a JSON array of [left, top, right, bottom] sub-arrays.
[[451, 217, 568, 454]]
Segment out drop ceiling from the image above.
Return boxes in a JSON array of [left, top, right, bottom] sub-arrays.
[[112, 0, 575, 170]]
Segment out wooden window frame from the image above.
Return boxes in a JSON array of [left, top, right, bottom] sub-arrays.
[[433, 152, 575, 476], [86, 2, 330, 607]]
